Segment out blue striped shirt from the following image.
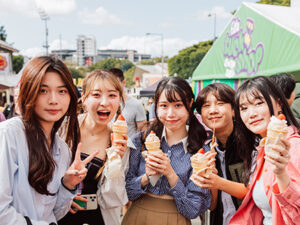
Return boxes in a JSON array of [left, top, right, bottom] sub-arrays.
[[125, 131, 211, 219]]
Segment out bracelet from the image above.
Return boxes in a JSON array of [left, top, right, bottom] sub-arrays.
[[61, 177, 77, 192]]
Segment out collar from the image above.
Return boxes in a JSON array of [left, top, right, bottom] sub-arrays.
[[52, 134, 61, 156], [161, 126, 188, 153]]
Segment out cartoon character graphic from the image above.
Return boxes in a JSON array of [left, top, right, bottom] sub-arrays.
[[0, 55, 8, 71], [244, 18, 254, 50]]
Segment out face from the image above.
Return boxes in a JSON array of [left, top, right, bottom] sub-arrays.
[[34, 71, 70, 130], [157, 90, 189, 132], [84, 79, 121, 125], [239, 92, 282, 137], [201, 93, 234, 134]]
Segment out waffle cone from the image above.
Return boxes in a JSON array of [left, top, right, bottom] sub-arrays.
[[191, 158, 209, 174], [112, 125, 127, 134], [145, 141, 160, 151], [112, 132, 125, 146]]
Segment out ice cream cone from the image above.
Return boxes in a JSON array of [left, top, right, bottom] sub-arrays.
[[145, 131, 162, 153], [265, 115, 288, 156], [112, 114, 128, 146], [190, 148, 209, 175]]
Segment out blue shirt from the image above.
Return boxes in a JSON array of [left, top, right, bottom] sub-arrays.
[[0, 117, 75, 225], [125, 131, 211, 219]]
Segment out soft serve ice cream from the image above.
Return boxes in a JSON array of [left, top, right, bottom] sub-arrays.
[[112, 114, 128, 146]]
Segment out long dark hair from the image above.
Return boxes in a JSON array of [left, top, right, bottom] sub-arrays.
[[18, 56, 80, 196], [142, 77, 207, 154], [235, 76, 300, 184]]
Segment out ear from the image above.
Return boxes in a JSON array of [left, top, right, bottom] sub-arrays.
[[122, 80, 126, 87], [189, 99, 194, 108]]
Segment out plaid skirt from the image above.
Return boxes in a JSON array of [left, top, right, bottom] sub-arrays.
[[121, 194, 191, 225]]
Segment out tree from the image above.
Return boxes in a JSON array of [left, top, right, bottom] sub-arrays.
[[256, 0, 290, 6], [137, 57, 168, 65], [88, 58, 134, 73], [124, 66, 135, 87], [68, 67, 85, 79], [0, 26, 7, 41], [168, 40, 213, 79], [12, 55, 24, 74]]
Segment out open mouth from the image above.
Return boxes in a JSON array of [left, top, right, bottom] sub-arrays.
[[97, 111, 110, 117]]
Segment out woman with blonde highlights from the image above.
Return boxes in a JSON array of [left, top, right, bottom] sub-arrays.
[[0, 56, 98, 224], [59, 69, 130, 225]]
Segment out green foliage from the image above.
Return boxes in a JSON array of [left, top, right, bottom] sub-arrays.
[[88, 58, 134, 72], [256, 0, 290, 6], [68, 67, 86, 79], [138, 57, 168, 65], [0, 26, 7, 41], [12, 55, 24, 74], [124, 66, 136, 87], [168, 40, 213, 79]]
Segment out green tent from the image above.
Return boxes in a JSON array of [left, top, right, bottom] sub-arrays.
[[192, 2, 300, 95]]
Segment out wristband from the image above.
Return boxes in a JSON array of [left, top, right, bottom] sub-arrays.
[[61, 177, 77, 192]]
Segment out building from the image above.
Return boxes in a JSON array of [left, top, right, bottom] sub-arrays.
[[77, 35, 97, 66], [0, 40, 19, 105], [51, 49, 76, 64], [97, 49, 151, 64]]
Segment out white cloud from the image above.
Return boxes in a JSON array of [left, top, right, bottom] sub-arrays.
[[35, 0, 76, 15], [0, 0, 76, 17], [19, 47, 45, 58], [99, 36, 198, 58], [78, 7, 124, 25], [49, 39, 75, 51], [0, 0, 37, 17], [196, 6, 232, 21]]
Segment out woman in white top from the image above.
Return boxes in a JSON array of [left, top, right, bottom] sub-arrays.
[[0, 56, 97, 225], [58, 69, 129, 225]]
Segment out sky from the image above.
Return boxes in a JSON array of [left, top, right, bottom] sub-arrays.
[[0, 0, 258, 58]]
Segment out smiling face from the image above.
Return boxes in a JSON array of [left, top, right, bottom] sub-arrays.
[[201, 93, 234, 135], [34, 71, 70, 131], [239, 91, 282, 138], [157, 90, 189, 133], [84, 78, 121, 125]]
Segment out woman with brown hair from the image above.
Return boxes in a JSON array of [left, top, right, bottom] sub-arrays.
[[58, 69, 129, 225], [0, 56, 97, 225]]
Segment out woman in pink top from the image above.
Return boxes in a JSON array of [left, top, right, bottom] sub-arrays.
[[230, 76, 300, 225]]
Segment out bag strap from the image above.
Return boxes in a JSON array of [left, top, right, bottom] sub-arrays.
[[24, 216, 33, 225]]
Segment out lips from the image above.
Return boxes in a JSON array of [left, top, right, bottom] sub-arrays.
[[97, 111, 111, 120], [209, 116, 221, 120], [250, 119, 262, 125], [166, 119, 179, 124], [46, 109, 60, 115]]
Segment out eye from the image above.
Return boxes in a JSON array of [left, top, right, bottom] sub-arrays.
[[202, 103, 210, 107], [59, 89, 68, 94], [256, 101, 264, 106], [92, 93, 100, 97], [159, 104, 167, 108], [175, 103, 183, 108], [217, 101, 224, 105], [39, 88, 47, 94], [109, 93, 117, 98], [240, 106, 247, 111]]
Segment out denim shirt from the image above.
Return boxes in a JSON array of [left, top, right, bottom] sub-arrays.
[[0, 117, 75, 225], [125, 131, 211, 219]]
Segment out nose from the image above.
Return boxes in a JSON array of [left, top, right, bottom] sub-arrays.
[[209, 104, 218, 114], [49, 91, 58, 105], [248, 105, 257, 118], [99, 95, 108, 106], [167, 106, 175, 117]]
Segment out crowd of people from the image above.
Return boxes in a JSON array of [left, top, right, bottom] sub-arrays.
[[0, 55, 299, 225]]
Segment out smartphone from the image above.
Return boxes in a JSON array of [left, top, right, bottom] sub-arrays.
[[73, 194, 98, 210]]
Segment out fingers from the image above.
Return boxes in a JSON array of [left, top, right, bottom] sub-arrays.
[[280, 137, 290, 151], [82, 150, 99, 165], [74, 194, 88, 202], [113, 139, 127, 147], [71, 200, 85, 212], [74, 143, 82, 161]]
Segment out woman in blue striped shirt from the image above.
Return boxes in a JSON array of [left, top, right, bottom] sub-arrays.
[[122, 77, 211, 225]]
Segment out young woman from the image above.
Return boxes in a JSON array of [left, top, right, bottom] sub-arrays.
[[58, 69, 129, 225], [122, 77, 211, 225], [192, 83, 252, 225], [229, 76, 300, 225], [0, 56, 97, 224]]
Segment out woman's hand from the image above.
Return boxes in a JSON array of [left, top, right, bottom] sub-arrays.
[[264, 136, 290, 176], [62, 143, 99, 190], [111, 134, 128, 158], [191, 168, 220, 189], [69, 193, 88, 214]]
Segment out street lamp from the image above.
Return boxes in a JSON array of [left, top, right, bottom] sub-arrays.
[[38, 8, 50, 56], [146, 33, 164, 76], [208, 12, 216, 41]]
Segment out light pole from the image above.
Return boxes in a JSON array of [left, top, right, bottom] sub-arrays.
[[38, 9, 50, 56], [208, 12, 216, 41], [146, 33, 164, 76]]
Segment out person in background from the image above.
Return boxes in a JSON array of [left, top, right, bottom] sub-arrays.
[[270, 73, 300, 124], [3, 88, 21, 119], [58, 69, 129, 225], [193, 83, 254, 225], [110, 68, 147, 137], [0, 111, 5, 122], [230, 76, 300, 225], [122, 77, 211, 225], [0, 56, 97, 224]]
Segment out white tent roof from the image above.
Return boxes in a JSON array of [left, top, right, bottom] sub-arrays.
[[245, 2, 300, 36]]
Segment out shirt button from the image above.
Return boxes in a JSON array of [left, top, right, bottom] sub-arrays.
[[173, 191, 176, 194]]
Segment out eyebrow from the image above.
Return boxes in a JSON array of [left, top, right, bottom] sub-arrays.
[[92, 89, 118, 92], [41, 84, 67, 88]]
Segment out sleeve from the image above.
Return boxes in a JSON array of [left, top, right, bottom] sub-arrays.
[[125, 134, 149, 201], [0, 127, 48, 225], [272, 137, 300, 224], [148, 103, 156, 121], [53, 183, 77, 221], [168, 169, 211, 219], [135, 101, 146, 122]]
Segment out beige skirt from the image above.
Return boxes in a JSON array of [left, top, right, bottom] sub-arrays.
[[121, 195, 191, 225]]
